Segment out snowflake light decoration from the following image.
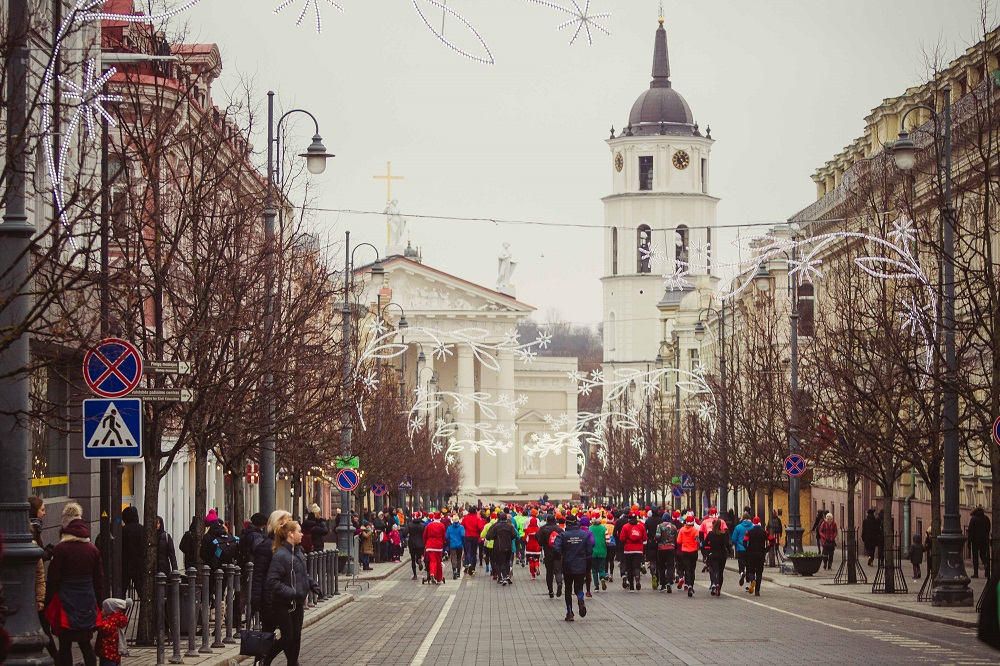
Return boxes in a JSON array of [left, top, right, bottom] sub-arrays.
[[61, 59, 122, 139], [525, 0, 612, 46], [274, 0, 344, 32], [787, 254, 824, 285], [888, 216, 918, 249], [662, 265, 693, 292]]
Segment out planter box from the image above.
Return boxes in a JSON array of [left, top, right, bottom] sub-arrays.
[[790, 555, 825, 577]]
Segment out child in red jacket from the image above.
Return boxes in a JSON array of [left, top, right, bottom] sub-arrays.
[[96, 598, 131, 666]]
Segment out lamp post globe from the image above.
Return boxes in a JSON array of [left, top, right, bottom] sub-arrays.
[[301, 134, 334, 174], [891, 130, 918, 172]]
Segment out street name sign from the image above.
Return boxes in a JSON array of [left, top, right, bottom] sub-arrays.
[[145, 360, 191, 375], [83, 398, 142, 459], [128, 388, 194, 402], [336, 468, 360, 492], [83, 338, 143, 398], [784, 454, 807, 477]]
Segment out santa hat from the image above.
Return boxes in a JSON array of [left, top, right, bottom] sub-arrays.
[[685, 514, 695, 524], [672, 510, 681, 519], [752, 516, 761, 525], [709, 507, 718, 516], [413, 511, 422, 519], [490, 512, 497, 519]]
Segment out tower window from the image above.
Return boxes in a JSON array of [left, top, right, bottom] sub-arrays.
[[701, 158, 708, 194], [639, 156, 653, 191], [675, 225, 689, 265], [611, 227, 618, 275], [637, 224, 652, 273], [608, 312, 616, 351]]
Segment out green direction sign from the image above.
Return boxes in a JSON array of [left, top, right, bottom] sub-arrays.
[[671, 476, 682, 486], [336, 456, 360, 470]]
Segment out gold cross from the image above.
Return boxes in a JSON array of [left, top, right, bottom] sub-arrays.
[[373, 161, 404, 202]]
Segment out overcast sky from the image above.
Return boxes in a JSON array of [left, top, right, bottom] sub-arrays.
[[184, 0, 991, 325]]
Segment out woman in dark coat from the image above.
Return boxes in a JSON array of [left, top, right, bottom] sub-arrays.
[[120, 506, 144, 597], [178, 515, 200, 570], [45, 502, 104, 666], [263, 520, 321, 666], [250, 510, 291, 631], [155, 516, 178, 575]]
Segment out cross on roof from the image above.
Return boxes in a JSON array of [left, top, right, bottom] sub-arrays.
[[373, 161, 404, 201]]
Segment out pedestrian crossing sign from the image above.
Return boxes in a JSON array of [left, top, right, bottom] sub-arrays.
[[83, 398, 142, 459]]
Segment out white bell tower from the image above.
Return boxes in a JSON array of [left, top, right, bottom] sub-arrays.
[[602, 16, 719, 369]]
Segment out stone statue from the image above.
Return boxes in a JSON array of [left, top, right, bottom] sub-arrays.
[[497, 242, 516, 292], [384, 199, 407, 247]]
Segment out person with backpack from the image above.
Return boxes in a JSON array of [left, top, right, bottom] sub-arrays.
[[200, 510, 239, 572], [553, 514, 594, 621], [241, 513, 268, 569], [655, 513, 678, 593], [619, 511, 647, 591], [537, 513, 564, 599]]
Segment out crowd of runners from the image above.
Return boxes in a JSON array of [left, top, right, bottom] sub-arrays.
[[395, 502, 777, 621]]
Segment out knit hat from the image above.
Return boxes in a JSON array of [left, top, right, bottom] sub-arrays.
[[530, 508, 538, 516], [752, 516, 761, 525], [310, 504, 321, 515], [250, 512, 267, 527], [61, 502, 83, 531], [205, 509, 219, 524]]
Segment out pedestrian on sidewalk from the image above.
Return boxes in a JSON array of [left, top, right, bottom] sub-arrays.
[[357, 521, 375, 571], [861, 508, 879, 566], [303, 505, 330, 553], [705, 517, 729, 596], [403, 513, 425, 580], [251, 510, 292, 632], [120, 506, 144, 598], [95, 598, 131, 666], [819, 513, 838, 570], [486, 512, 517, 585], [263, 520, 321, 666], [767, 510, 783, 564], [969, 506, 992, 579], [907, 535, 924, 581], [537, 513, 564, 598], [553, 514, 594, 621], [744, 517, 769, 596], [389, 524, 402, 562], [28, 496, 58, 662], [731, 513, 752, 588], [178, 516, 200, 571], [676, 514, 700, 597], [811, 510, 825, 553]]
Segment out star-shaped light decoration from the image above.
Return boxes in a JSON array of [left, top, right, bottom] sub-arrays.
[[899, 297, 931, 337], [273, 0, 343, 33], [689, 239, 711, 263], [366, 318, 389, 336], [535, 330, 553, 349], [517, 348, 538, 365], [697, 402, 715, 423], [61, 59, 122, 139], [662, 265, 693, 292], [888, 216, 918, 250], [787, 254, 824, 285], [589, 368, 604, 383], [526, 0, 611, 46], [432, 441, 443, 453], [360, 369, 379, 392], [433, 342, 453, 360], [567, 370, 585, 384], [446, 454, 455, 465], [639, 243, 665, 264]]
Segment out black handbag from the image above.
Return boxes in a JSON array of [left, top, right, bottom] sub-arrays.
[[240, 629, 276, 658]]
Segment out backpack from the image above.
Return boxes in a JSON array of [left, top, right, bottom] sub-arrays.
[[241, 530, 263, 566], [300, 532, 314, 554], [211, 533, 240, 567]]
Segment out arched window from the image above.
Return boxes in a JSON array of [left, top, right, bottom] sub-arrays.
[[637, 224, 652, 273], [674, 225, 689, 266], [611, 227, 618, 275], [608, 312, 616, 351]]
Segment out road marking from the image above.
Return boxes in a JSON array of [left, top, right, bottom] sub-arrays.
[[409, 594, 455, 666], [721, 592, 857, 632], [353, 599, 419, 666]]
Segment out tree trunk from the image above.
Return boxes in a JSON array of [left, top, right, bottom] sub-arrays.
[[233, 463, 246, 536], [137, 442, 162, 645], [846, 469, 857, 583], [881, 484, 896, 594], [929, 465, 942, 579], [195, 441, 208, 560]]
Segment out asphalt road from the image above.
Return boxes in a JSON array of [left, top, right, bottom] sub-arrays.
[[296, 562, 998, 666]]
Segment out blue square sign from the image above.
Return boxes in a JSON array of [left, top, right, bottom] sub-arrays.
[[83, 399, 142, 459]]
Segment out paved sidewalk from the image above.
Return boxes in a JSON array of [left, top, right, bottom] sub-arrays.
[[729, 556, 987, 629], [122, 560, 405, 666]]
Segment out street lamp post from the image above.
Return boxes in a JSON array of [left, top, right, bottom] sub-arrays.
[[694, 302, 729, 517], [660, 332, 681, 510], [891, 85, 972, 607], [260, 91, 334, 518], [339, 232, 383, 573]]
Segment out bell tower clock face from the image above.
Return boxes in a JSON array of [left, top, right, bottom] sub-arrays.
[[614, 152, 624, 172], [672, 150, 690, 170]]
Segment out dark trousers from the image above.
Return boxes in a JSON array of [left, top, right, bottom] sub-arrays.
[[736, 551, 747, 581], [624, 552, 643, 589], [409, 546, 423, 577], [463, 537, 478, 571], [747, 552, 765, 591], [544, 555, 563, 594], [656, 549, 675, 588], [495, 549, 513, 580], [450, 547, 463, 572], [564, 572, 585, 611], [973, 543, 990, 577], [680, 550, 698, 587], [708, 555, 727, 589], [58, 635, 96, 666], [263, 604, 304, 666]]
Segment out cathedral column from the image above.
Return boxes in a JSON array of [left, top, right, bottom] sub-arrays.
[[456, 344, 479, 495], [495, 350, 518, 493]]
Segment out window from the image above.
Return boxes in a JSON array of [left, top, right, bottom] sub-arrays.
[[700, 158, 708, 193], [688, 348, 699, 372], [31, 364, 69, 499], [675, 225, 689, 265], [965, 484, 977, 507], [608, 312, 616, 351], [637, 225, 652, 273], [639, 156, 653, 191], [611, 227, 618, 275]]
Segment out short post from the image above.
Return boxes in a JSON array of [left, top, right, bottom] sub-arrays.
[[212, 567, 225, 648], [199, 566, 213, 653], [333, 548, 340, 596], [244, 559, 255, 627], [309, 553, 318, 605], [232, 564, 243, 637], [223, 565, 236, 644], [169, 570, 184, 664], [155, 572, 167, 666], [185, 568, 198, 657]]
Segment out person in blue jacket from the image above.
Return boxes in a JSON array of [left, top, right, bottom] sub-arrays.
[[553, 514, 594, 622], [445, 515, 466, 580], [730, 513, 753, 590]]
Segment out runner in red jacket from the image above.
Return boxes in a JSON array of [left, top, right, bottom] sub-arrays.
[[423, 514, 448, 584], [524, 516, 542, 579], [619, 512, 648, 591], [461, 509, 484, 575]]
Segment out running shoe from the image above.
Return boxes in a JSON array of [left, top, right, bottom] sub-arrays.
[[579, 600, 587, 617], [585, 591, 592, 598], [688, 586, 693, 597], [565, 611, 574, 622], [601, 578, 607, 591]]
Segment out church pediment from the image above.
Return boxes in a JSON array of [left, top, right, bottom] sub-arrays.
[[370, 257, 535, 316]]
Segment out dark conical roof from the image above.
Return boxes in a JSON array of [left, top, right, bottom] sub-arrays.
[[626, 19, 696, 137]]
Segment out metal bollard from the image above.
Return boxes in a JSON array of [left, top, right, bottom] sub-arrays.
[[199, 566, 213, 653], [212, 567, 225, 648], [328, 550, 336, 596], [185, 568, 198, 657], [169, 570, 184, 663], [244, 559, 254, 627], [155, 572, 167, 666], [308, 553, 317, 605], [319, 551, 328, 599], [333, 548, 340, 596], [223, 565, 236, 644], [233, 564, 242, 636]]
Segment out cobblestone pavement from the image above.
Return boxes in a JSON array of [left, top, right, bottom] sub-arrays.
[[295, 562, 999, 666]]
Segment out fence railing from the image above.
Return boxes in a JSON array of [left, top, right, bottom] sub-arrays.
[[871, 531, 908, 594], [152, 549, 340, 665], [834, 527, 867, 585]]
